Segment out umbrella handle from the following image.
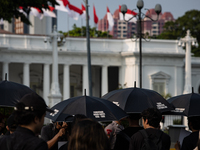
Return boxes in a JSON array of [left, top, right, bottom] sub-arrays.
[[5, 73, 7, 80], [84, 89, 86, 96]]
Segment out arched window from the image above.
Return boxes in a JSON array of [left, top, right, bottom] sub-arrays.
[[149, 71, 170, 95]]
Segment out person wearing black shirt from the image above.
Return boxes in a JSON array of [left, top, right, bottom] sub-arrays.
[[41, 121, 68, 150], [129, 108, 171, 150], [0, 92, 52, 150], [114, 114, 143, 150], [175, 116, 200, 150]]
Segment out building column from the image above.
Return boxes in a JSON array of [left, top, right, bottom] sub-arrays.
[[48, 26, 62, 107], [119, 65, 125, 88], [43, 64, 50, 106], [82, 65, 89, 95], [23, 63, 30, 87], [2, 62, 9, 80], [101, 65, 108, 96], [63, 64, 70, 100]]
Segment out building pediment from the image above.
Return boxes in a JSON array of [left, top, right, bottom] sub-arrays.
[[150, 71, 171, 79]]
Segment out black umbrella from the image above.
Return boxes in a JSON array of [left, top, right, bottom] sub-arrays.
[[46, 94, 128, 122], [102, 84, 174, 114], [167, 88, 200, 117], [0, 75, 35, 107]]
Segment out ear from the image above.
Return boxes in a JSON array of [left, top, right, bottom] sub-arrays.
[[34, 116, 40, 124], [6, 125, 9, 131]]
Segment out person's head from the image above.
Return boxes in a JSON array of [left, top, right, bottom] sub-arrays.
[[71, 114, 87, 127], [141, 108, 162, 129], [128, 113, 141, 121], [67, 114, 87, 136], [68, 119, 110, 150], [13, 92, 52, 134], [188, 116, 200, 131], [128, 113, 141, 126], [6, 114, 17, 134]]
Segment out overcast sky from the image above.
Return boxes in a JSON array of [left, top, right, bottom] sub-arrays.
[[57, 0, 200, 32]]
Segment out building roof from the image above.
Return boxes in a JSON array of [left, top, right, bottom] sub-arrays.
[[0, 29, 13, 34], [161, 12, 174, 21], [113, 9, 120, 19]]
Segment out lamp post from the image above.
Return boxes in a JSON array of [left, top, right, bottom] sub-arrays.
[[45, 25, 65, 107], [85, 0, 93, 96], [121, 0, 162, 88], [178, 30, 198, 94]]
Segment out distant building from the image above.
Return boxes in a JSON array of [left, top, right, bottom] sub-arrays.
[[2, 13, 57, 35], [98, 8, 175, 38], [98, 9, 136, 39], [143, 9, 175, 36]]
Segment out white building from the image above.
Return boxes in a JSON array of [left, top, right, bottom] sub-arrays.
[[0, 31, 200, 127]]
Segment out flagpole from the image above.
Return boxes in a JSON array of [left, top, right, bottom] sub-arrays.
[[81, 18, 83, 37], [67, 14, 69, 37], [85, 0, 93, 96], [106, 5, 108, 38]]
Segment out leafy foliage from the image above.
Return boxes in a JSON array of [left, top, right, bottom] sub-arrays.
[[60, 24, 113, 38], [0, 0, 58, 25], [173, 119, 182, 125], [157, 10, 200, 56]]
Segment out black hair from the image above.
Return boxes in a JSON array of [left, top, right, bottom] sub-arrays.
[[13, 102, 46, 125], [128, 113, 141, 120], [188, 116, 200, 130], [141, 108, 162, 128]]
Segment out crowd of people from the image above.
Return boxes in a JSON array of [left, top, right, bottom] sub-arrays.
[[0, 92, 200, 150]]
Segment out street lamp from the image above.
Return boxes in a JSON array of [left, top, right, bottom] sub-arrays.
[[121, 0, 162, 88], [44, 25, 65, 107], [84, 0, 93, 96], [178, 30, 198, 94]]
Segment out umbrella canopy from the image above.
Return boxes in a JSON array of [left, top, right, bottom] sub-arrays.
[[0, 80, 34, 107], [46, 95, 128, 122], [167, 89, 200, 117], [102, 87, 174, 114]]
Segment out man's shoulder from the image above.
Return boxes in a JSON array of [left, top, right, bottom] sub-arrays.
[[0, 133, 48, 150], [132, 128, 169, 139]]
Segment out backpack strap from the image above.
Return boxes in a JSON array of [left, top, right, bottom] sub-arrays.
[[139, 129, 163, 150], [139, 130, 149, 139], [155, 130, 163, 149], [139, 130, 151, 149], [118, 131, 131, 142]]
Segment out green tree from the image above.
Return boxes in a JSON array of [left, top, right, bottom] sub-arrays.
[[0, 0, 58, 25], [61, 24, 112, 38], [157, 10, 200, 56]]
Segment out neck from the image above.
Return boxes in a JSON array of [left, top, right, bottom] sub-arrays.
[[145, 125, 156, 129], [192, 129, 199, 132], [129, 120, 140, 127], [20, 124, 35, 135]]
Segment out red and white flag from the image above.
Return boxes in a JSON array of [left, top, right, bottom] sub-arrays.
[[119, 5, 137, 22], [107, 6, 114, 31], [30, 7, 43, 19], [67, 2, 83, 20], [81, 4, 86, 19], [55, 0, 71, 13], [42, 6, 56, 18], [19, 7, 27, 17], [93, 5, 98, 27]]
